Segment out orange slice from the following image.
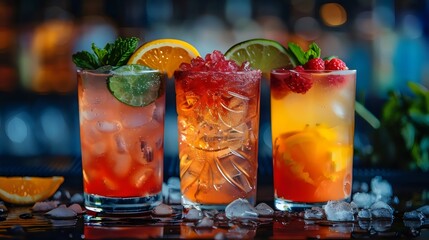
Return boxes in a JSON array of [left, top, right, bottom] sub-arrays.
[[0, 176, 64, 205], [127, 39, 200, 78]]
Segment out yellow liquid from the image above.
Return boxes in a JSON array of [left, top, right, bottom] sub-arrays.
[[271, 71, 356, 203]]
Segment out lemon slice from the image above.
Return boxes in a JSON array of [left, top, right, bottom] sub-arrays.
[[225, 38, 295, 78], [0, 176, 64, 205], [108, 64, 163, 107], [127, 39, 200, 78]]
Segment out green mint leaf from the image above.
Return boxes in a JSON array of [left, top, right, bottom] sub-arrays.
[[92, 43, 108, 65], [72, 51, 99, 69], [72, 37, 140, 69], [104, 37, 139, 66], [308, 42, 321, 58], [287, 42, 307, 65]]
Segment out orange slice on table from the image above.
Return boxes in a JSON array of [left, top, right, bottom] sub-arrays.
[[127, 39, 200, 78], [0, 176, 64, 205]]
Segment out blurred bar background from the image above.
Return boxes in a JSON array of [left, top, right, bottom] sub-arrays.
[[0, 0, 428, 179]]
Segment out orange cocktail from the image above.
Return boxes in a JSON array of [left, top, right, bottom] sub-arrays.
[[270, 68, 356, 211], [174, 51, 262, 210], [77, 67, 165, 214]]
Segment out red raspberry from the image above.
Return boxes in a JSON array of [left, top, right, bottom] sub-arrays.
[[304, 58, 325, 70], [325, 58, 348, 70], [326, 75, 346, 87], [294, 65, 305, 71], [285, 72, 313, 94]]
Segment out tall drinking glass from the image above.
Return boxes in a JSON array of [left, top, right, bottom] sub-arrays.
[[77, 67, 165, 214], [175, 70, 262, 210], [270, 69, 356, 211]]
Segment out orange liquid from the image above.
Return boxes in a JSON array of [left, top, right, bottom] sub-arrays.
[[78, 71, 165, 197], [270, 70, 355, 203], [175, 71, 261, 206]]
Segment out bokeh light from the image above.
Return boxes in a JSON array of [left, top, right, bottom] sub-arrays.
[[320, 3, 347, 27]]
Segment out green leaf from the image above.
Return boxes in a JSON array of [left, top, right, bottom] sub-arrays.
[[72, 37, 140, 69], [401, 122, 415, 149], [408, 81, 428, 97], [71, 51, 99, 69], [409, 109, 429, 125], [105, 37, 139, 66], [287, 42, 307, 65], [91, 43, 108, 65], [307, 42, 321, 58]]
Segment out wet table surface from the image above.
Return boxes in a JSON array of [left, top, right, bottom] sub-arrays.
[[1, 169, 429, 239], [0, 204, 428, 239]]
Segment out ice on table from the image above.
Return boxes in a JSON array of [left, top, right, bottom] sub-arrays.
[[352, 192, 376, 208], [304, 207, 325, 220], [403, 210, 425, 221], [371, 176, 393, 200], [153, 203, 173, 216], [184, 208, 203, 221], [196, 217, 214, 228], [417, 205, 429, 216], [357, 209, 372, 220], [255, 203, 274, 216], [370, 201, 394, 219], [225, 198, 258, 219], [323, 201, 355, 222]]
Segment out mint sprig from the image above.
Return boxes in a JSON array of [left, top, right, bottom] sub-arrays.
[[72, 37, 139, 69], [286, 42, 321, 66]]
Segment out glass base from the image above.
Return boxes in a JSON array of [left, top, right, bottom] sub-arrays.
[[84, 192, 162, 214], [275, 197, 327, 212], [182, 195, 256, 211]]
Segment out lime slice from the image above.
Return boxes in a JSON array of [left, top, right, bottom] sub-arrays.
[[225, 38, 296, 78], [107, 64, 162, 107]]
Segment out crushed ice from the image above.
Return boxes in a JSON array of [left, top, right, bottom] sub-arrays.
[[225, 198, 258, 219]]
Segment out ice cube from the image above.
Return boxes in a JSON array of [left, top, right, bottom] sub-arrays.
[[371, 219, 393, 232], [45, 207, 77, 219], [162, 182, 169, 201], [168, 188, 181, 205], [203, 209, 219, 218], [323, 201, 355, 222], [255, 203, 274, 217], [215, 152, 254, 194], [153, 203, 173, 216], [122, 104, 155, 129], [370, 201, 394, 214], [417, 205, 429, 217], [138, 140, 153, 164], [196, 217, 214, 228], [352, 192, 376, 208], [68, 203, 84, 214], [304, 207, 325, 220], [114, 134, 127, 153], [131, 168, 154, 189], [81, 108, 104, 121], [403, 210, 425, 221], [89, 141, 108, 156], [357, 209, 372, 220], [112, 153, 132, 178], [371, 208, 393, 219], [70, 193, 84, 204], [96, 121, 120, 133], [370, 176, 393, 200], [184, 208, 203, 221], [167, 177, 181, 190], [225, 198, 258, 219], [32, 201, 59, 212]]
